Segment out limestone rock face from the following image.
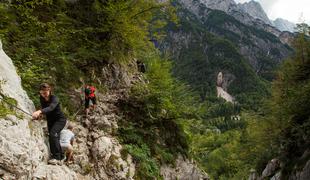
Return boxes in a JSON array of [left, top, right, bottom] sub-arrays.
[[273, 18, 296, 33], [0, 40, 34, 114], [200, 0, 236, 13], [160, 156, 210, 180], [237, 0, 272, 25], [33, 164, 78, 180], [179, 0, 295, 42], [262, 158, 280, 178], [0, 40, 49, 179], [91, 136, 135, 179], [257, 156, 310, 180], [216, 72, 234, 102], [101, 63, 132, 90], [0, 115, 48, 179], [289, 160, 310, 180]]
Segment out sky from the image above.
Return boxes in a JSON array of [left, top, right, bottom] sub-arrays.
[[234, 0, 310, 24]]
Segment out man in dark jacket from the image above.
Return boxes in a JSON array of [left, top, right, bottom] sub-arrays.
[[32, 83, 67, 165]]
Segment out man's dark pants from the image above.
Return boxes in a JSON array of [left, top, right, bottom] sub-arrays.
[[48, 120, 66, 160]]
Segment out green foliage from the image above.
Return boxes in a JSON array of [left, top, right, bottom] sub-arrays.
[[189, 25, 310, 179], [0, 101, 15, 118], [124, 144, 161, 179], [82, 163, 93, 174], [0, 82, 18, 118], [268, 27, 310, 176], [118, 54, 198, 178], [0, 0, 175, 111], [181, 117, 245, 179]]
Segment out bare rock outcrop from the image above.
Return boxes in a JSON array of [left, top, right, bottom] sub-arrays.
[[160, 156, 209, 180], [216, 72, 234, 102], [262, 158, 281, 179], [0, 40, 34, 113]]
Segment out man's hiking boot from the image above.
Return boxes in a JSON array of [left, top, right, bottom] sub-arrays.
[[65, 160, 74, 166], [48, 159, 63, 165], [48, 159, 58, 165], [58, 159, 64, 165]]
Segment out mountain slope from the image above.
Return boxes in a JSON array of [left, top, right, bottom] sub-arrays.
[[181, 0, 295, 43], [273, 18, 297, 32], [0, 1, 209, 179], [160, 1, 293, 102], [160, 5, 268, 108], [237, 0, 272, 25], [179, 0, 292, 78]]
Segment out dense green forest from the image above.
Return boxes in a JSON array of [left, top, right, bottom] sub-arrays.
[[1, 0, 309, 179]]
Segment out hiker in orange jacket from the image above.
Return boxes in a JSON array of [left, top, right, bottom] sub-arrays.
[[82, 84, 97, 116]]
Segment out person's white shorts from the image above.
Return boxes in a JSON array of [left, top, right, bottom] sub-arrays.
[[61, 143, 73, 152]]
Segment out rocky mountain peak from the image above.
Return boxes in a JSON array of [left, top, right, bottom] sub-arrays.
[[179, 0, 295, 44], [237, 0, 272, 25], [200, 0, 236, 13], [273, 18, 296, 32]]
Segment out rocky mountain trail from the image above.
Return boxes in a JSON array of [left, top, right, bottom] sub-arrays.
[[0, 35, 209, 179]]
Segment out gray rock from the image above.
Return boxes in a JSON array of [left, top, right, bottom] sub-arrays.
[[262, 158, 280, 178], [237, 0, 272, 25], [179, 0, 295, 43], [91, 136, 135, 179], [248, 168, 258, 180], [273, 18, 296, 32], [0, 40, 35, 114], [33, 164, 78, 180], [0, 117, 48, 178], [161, 155, 210, 180], [271, 171, 281, 180], [200, 0, 236, 13], [289, 159, 310, 180]]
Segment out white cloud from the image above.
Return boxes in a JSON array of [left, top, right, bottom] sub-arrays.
[[234, 0, 310, 24]]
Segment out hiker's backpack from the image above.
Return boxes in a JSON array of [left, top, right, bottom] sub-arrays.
[[85, 86, 95, 98]]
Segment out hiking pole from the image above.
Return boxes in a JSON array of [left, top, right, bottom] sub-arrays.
[[71, 99, 83, 120], [72, 106, 81, 119], [0, 95, 32, 117]]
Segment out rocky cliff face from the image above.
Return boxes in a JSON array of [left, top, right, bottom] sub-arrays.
[[237, 0, 272, 25], [216, 72, 234, 102], [250, 156, 310, 180], [0, 40, 207, 179], [273, 18, 297, 33], [181, 0, 295, 42], [161, 156, 209, 180], [173, 0, 292, 78], [0, 40, 34, 114], [200, 0, 236, 13]]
